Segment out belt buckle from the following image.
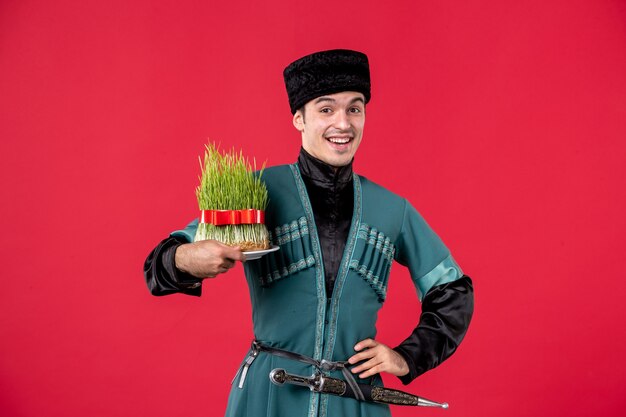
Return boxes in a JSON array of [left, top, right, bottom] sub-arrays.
[[318, 359, 344, 372]]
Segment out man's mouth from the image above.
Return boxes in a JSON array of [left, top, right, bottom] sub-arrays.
[[326, 137, 352, 144]]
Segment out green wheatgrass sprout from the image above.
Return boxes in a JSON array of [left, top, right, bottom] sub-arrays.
[[194, 142, 269, 251]]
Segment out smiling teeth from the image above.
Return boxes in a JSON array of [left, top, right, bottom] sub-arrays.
[[328, 138, 350, 144]]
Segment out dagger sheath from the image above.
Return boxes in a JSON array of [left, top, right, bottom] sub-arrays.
[[269, 369, 448, 408]]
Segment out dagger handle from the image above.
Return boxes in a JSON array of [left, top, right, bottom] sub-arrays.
[[269, 369, 347, 395], [269, 369, 320, 391]]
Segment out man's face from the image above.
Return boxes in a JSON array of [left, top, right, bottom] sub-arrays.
[[293, 91, 365, 167]]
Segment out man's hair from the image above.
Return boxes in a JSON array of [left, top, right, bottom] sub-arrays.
[[298, 106, 305, 122]]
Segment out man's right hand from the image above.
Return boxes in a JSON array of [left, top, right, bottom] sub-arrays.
[[174, 240, 245, 279]]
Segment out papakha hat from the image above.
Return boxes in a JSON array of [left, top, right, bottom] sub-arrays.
[[283, 49, 371, 114]]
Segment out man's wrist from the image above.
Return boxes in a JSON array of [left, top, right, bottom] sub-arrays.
[[392, 346, 416, 385], [173, 243, 189, 273], [167, 243, 202, 287]]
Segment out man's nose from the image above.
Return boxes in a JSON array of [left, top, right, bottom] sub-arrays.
[[334, 111, 351, 130]]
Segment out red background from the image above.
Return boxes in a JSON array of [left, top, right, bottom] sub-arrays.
[[2, 1, 626, 416]]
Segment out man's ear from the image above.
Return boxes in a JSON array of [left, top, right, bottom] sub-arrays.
[[293, 110, 305, 132]]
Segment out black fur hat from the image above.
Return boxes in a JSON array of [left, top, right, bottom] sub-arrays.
[[283, 49, 371, 114]]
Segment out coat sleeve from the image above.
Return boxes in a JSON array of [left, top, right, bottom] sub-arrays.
[[392, 200, 474, 384], [143, 236, 203, 296], [393, 276, 474, 384]]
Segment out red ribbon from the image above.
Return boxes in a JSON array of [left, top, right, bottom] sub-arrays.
[[200, 209, 265, 225]]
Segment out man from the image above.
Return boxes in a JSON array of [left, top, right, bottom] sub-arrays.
[[144, 49, 474, 417]]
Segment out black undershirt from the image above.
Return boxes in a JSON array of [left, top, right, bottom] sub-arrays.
[[297, 148, 353, 297]]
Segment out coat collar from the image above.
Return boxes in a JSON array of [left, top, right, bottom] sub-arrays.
[[297, 147, 353, 187]]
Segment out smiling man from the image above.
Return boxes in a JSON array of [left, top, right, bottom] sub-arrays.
[[294, 92, 365, 167], [144, 49, 474, 417]]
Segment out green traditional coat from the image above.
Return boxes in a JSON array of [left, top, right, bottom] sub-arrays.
[[172, 164, 463, 417]]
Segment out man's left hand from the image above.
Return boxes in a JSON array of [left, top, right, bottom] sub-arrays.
[[348, 338, 409, 379]]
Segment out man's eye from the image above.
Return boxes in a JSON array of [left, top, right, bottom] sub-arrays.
[[349, 107, 362, 113], [320, 108, 332, 113]]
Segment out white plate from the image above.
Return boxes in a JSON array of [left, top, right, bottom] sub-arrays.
[[243, 245, 280, 260]]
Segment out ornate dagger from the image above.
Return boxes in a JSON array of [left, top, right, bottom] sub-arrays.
[[269, 368, 448, 408]]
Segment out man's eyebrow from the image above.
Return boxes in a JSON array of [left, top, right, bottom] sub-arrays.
[[349, 97, 365, 105], [314, 97, 336, 104], [313, 96, 365, 105]]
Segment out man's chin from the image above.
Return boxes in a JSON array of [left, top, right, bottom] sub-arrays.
[[323, 155, 353, 168], [304, 146, 354, 167]]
